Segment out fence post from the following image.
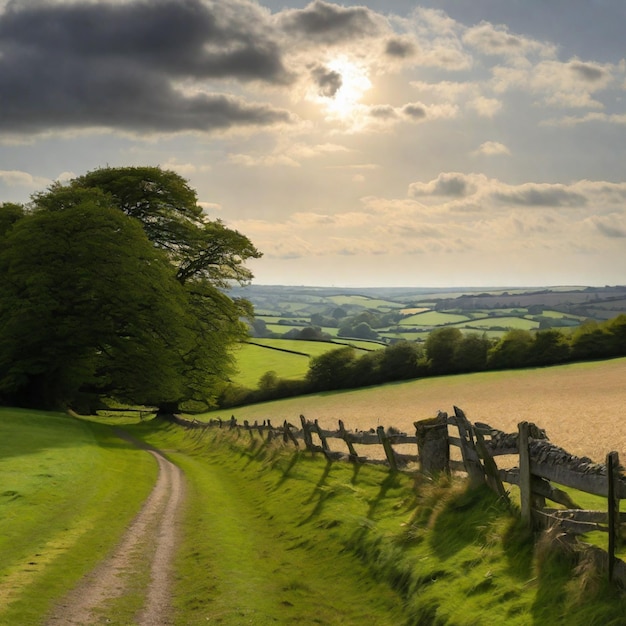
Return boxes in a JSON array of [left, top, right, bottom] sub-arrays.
[[300, 415, 315, 452], [283, 420, 300, 448], [453, 407, 485, 486], [414, 412, 449, 476], [518, 421, 532, 529], [607, 451, 620, 583], [313, 419, 330, 453], [338, 420, 359, 461], [377, 426, 398, 471]]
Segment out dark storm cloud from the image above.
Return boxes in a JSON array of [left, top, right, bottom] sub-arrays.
[[278, 0, 383, 45], [0, 0, 293, 134], [311, 65, 342, 98]]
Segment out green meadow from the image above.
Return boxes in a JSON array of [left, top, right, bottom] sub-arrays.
[[2, 407, 626, 625], [0, 408, 156, 624], [231, 338, 382, 388]]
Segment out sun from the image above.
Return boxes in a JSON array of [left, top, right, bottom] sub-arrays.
[[317, 57, 372, 118]]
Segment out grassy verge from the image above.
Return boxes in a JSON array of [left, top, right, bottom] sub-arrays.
[[0, 408, 156, 624], [129, 418, 626, 626]]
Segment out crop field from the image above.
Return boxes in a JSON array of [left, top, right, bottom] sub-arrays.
[[204, 357, 626, 464]]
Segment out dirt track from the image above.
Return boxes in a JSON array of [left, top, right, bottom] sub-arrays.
[[46, 436, 185, 626]]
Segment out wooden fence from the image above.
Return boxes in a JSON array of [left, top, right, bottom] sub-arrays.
[[167, 407, 626, 586]]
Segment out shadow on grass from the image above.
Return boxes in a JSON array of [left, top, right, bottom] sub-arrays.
[[429, 484, 507, 561], [501, 517, 534, 581], [298, 458, 334, 526], [530, 543, 574, 625], [274, 451, 302, 489]]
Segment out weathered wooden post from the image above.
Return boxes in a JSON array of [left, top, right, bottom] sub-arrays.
[[607, 451, 620, 583], [518, 421, 532, 529], [283, 420, 300, 448], [338, 419, 359, 461], [377, 426, 398, 471], [414, 411, 449, 476], [313, 419, 330, 453], [453, 407, 485, 487], [300, 415, 315, 452]]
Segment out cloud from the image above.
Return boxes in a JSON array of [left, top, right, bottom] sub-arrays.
[[591, 215, 626, 238], [544, 112, 626, 126], [384, 36, 418, 59], [310, 64, 343, 97], [228, 153, 300, 167], [468, 96, 502, 117], [160, 160, 212, 177], [361, 101, 458, 129], [408, 8, 472, 71], [277, 0, 384, 45], [409, 172, 483, 198], [463, 21, 555, 58], [493, 183, 588, 207], [472, 141, 510, 156], [569, 61, 609, 82], [491, 57, 616, 110], [402, 103, 427, 121], [0, 0, 294, 135], [228, 141, 350, 168], [0, 169, 50, 188]]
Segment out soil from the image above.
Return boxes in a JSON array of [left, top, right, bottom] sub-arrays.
[[46, 432, 185, 626]]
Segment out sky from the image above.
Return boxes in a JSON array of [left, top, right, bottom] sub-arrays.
[[1, 0, 626, 288]]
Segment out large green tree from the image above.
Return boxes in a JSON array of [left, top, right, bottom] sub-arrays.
[[0, 167, 261, 411]]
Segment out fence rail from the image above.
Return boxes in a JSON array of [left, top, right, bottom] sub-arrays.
[[167, 407, 625, 586]]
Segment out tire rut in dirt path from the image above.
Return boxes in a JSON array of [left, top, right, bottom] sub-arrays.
[[46, 432, 185, 626]]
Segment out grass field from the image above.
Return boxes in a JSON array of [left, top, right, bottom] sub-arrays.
[[3, 355, 626, 624], [0, 409, 156, 623], [132, 421, 626, 625], [232, 339, 381, 388], [203, 357, 626, 463], [453, 316, 539, 330], [399, 311, 470, 326]]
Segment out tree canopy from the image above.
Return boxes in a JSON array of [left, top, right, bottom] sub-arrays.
[[0, 167, 261, 411]]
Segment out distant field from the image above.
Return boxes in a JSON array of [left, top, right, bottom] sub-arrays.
[[204, 357, 626, 463], [399, 311, 470, 326], [453, 316, 539, 330], [232, 339, 377, 388], [327, 295, 402, 309], [231, 343, 311, 387]]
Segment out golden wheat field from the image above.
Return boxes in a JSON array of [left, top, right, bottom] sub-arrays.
[[220, 357, 626, 463]]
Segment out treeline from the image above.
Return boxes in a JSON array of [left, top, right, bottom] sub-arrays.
[[220, 315, 626, 407]]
